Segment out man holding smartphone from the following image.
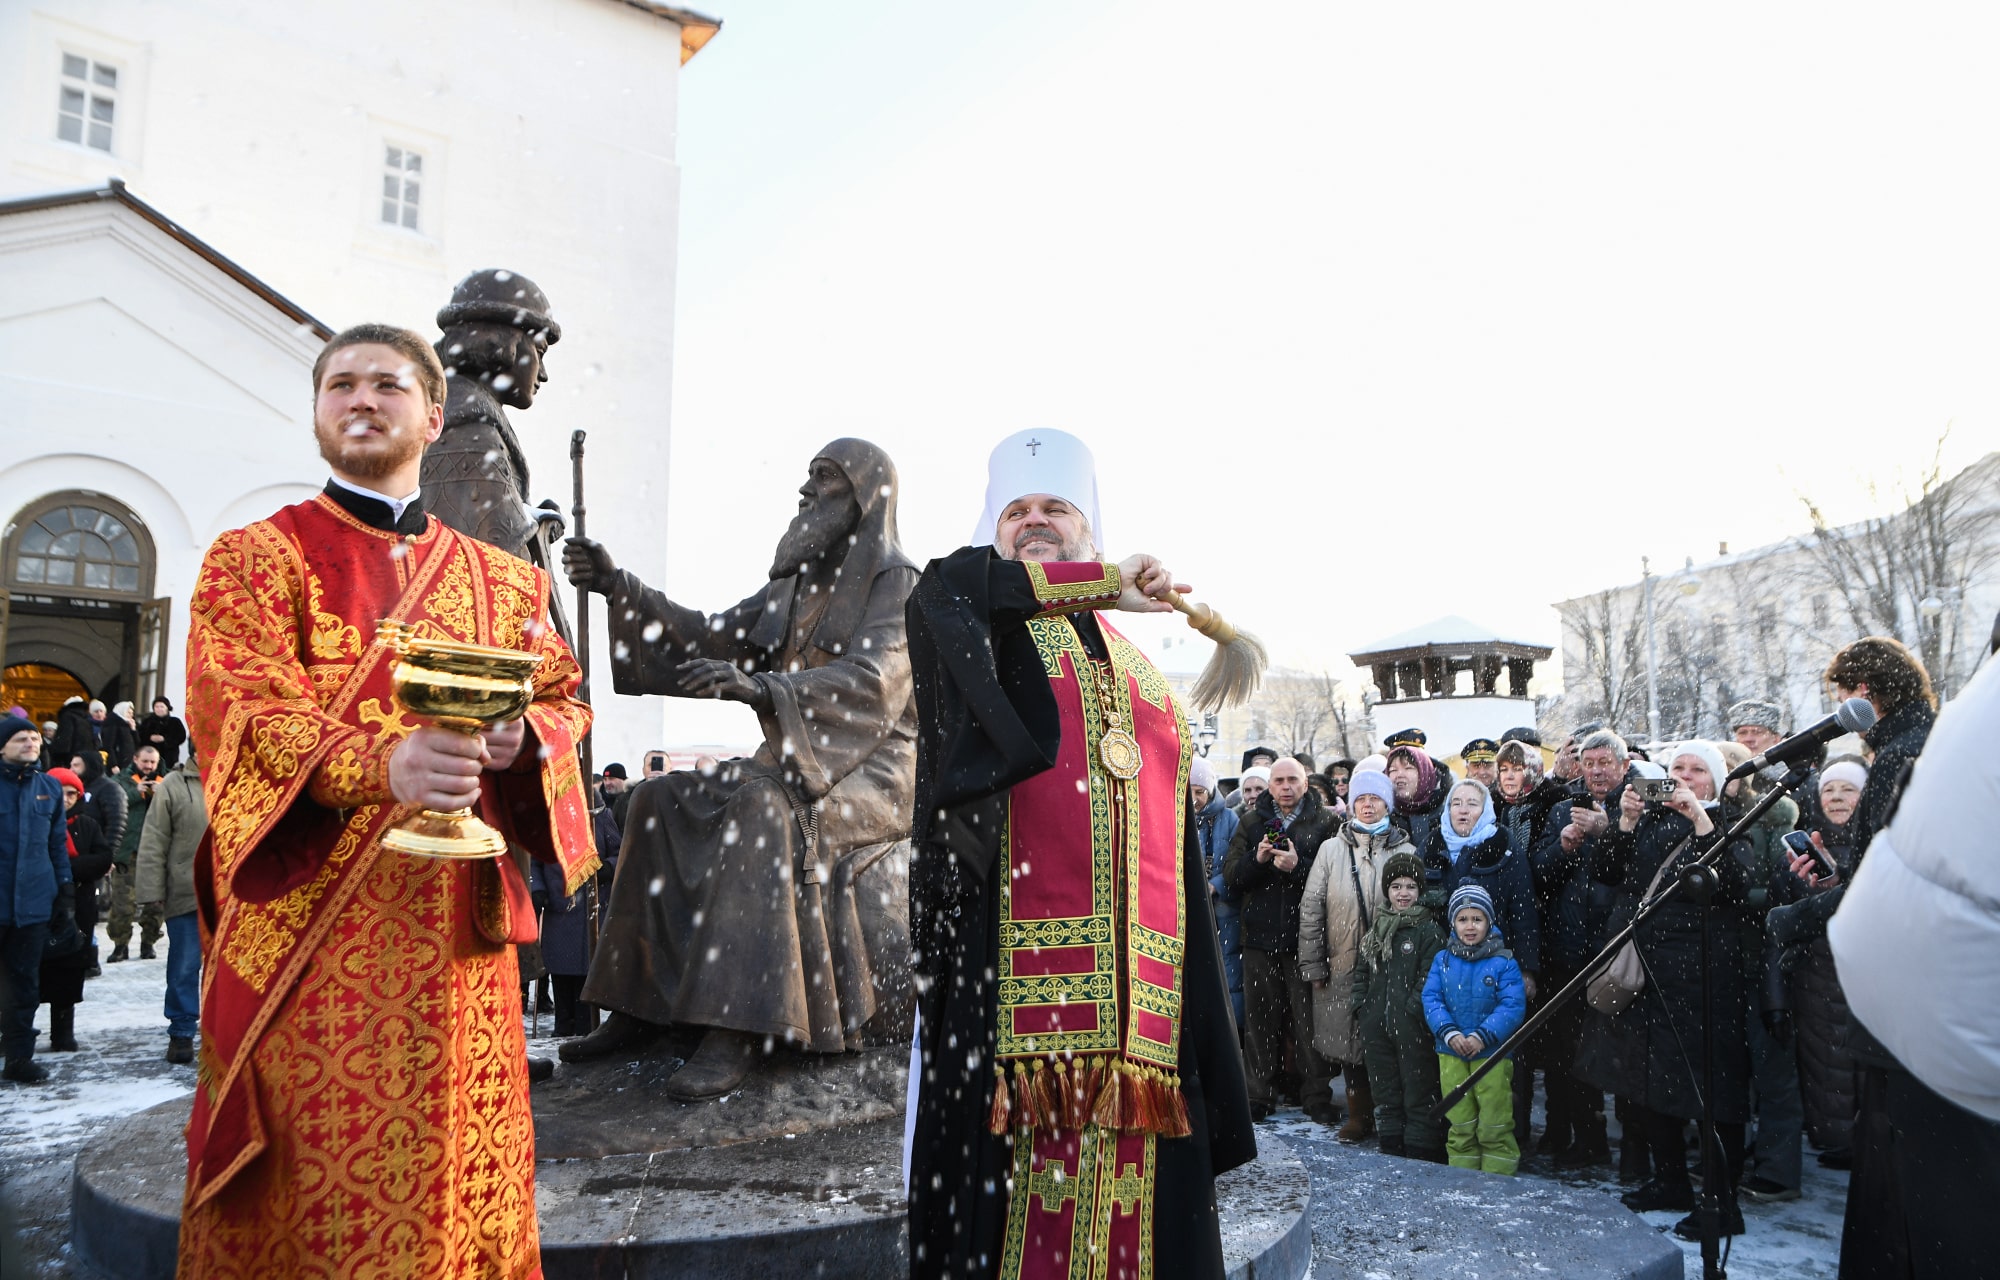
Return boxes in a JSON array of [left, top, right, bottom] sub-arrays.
[[1223, 757, 1340, 1121], [1528, 728, 1638, 1169]]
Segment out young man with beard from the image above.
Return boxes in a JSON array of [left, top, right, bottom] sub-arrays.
[[558, 441, 918, 1100], [904, 428, 1252, 1280], [175, 324, 596, 1278]]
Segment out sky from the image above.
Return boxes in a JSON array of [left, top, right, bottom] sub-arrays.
[[652, 1, 2000, 741]]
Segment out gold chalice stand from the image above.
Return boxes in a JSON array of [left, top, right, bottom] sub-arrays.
[[376, 620, 540, 859]]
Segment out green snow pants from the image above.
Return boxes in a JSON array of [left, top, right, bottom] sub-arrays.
[[1360, 1011, 1443, 1153], [1439, 1052, 1519, 1175]]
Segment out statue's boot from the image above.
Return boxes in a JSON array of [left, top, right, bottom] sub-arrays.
[[559, 1009, 668, 1063], [526, 1056, 555, 1084], [662, 1029, 758, 1102]]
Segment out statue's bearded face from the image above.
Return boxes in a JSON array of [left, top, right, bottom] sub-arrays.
[[770, 457, 861, 579], [995, 493, 1094, 563], [314, 343, 440, 481], [440, 324, 549, 410]]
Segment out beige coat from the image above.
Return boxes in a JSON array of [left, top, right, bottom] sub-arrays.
[[1296, 823, 1416, 1064]]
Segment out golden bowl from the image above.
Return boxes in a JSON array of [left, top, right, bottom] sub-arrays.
[[375, 621, 541, 859]]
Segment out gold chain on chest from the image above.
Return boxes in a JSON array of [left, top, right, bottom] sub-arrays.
[[1087, 653, 1144, 781]]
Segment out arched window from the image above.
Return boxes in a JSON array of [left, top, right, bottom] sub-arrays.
[[5, 493, 154, 599]]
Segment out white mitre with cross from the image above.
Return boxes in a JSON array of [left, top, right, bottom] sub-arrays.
[[972, 428, 1106, 554]]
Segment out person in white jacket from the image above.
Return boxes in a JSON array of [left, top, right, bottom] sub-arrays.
[[1826, 640, 2000, 1276]]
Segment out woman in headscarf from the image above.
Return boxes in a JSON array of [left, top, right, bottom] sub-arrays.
[[1420, 778, 1540, 988], [1385, 745, 1450, 852], [1576, 742, 1754, 1239], [1494, 739, 1565, 857], [1299, 769, 1415, 1142], [39, 767, 114, 1053]]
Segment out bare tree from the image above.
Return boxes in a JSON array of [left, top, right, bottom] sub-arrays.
[[1556, 589, 1653, 735], [1793, 436, 1999, 698], [1250, 668, 1358, 764]]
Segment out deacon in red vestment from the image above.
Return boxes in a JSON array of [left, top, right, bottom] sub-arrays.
[[905, 429, 1254, 1280], [176, 324, 596, 1280]]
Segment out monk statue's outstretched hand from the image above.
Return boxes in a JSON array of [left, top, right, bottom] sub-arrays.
[[1115, 554, 1188, 614], [678, 658, 770, 709], [562, 536, 617, 597]]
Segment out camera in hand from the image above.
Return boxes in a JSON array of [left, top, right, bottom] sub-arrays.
[[1635, 777, 1678, 805]]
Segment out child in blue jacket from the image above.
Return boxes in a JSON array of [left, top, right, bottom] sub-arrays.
[[1422, 883, 1527, 1175]]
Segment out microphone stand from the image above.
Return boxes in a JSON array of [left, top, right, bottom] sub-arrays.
[[1431, 762, 1816, 1280]]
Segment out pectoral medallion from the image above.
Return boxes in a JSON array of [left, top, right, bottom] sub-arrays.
[[1099, 727, 1143, 780]]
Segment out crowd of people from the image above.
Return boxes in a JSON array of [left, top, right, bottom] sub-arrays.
[[0, 697, 207, 1083], [1193, 634, 1944, 1246]]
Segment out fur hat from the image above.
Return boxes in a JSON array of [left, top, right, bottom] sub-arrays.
[[1728, 699, 1786, 734]]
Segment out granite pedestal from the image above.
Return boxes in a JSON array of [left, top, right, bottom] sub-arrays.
[[70, 1048, 1313, 1279]]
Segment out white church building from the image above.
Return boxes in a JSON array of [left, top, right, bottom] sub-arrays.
[[0, 0, 718, 760]]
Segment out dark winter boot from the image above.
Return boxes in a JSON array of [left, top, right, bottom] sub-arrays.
[[108, 942, 129, 963], [1617, 1125, 1651, 1183], [166, 1037, 195, 1065], [1377, 1133, 1407, 1158], [1408, 1144, 1448, 1165], [559, 1010, 668, 1063], [2, 1058, 49, 1084], [1621, 1177, 1695, 1213], [1557, 1111, 1611, 1170], [525, 1055, 555, 1084], [139, 941, 157, 960], [1337, 1069, 1375, 1143], [49, 1004, 77, 1053]]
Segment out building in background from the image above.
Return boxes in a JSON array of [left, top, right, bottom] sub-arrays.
[[0, 0, 718, 758], [1551, 450, 2000, 743]]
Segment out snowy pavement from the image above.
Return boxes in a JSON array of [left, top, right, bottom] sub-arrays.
[[1259, 1107, 1847, 1279], [1, 933, 1848, 1278]]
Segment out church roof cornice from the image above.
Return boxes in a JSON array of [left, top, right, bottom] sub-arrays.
[[610, 2, 722, 62], [0, 179, 332, 339]]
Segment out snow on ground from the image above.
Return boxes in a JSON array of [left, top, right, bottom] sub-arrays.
[[1, 935, 1847, 1278], [1261, 1104, 1847, 1279]]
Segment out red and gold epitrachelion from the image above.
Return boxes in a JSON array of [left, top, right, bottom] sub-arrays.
[[177, 494, 596, 1280], [989, 559, 1193, 1280]]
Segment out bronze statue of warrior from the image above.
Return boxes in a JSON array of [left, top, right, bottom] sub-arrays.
[[422, 269, 569, 609]]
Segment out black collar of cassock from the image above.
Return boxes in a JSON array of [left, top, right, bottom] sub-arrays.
[[322, 480, 430, 536]]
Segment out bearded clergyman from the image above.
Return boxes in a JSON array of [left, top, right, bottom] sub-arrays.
[[903, 428, 1253, 1280], [558, 440, 916, 1100]]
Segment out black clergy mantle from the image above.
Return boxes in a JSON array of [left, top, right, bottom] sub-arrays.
[[905, 545, 1255, 1280]]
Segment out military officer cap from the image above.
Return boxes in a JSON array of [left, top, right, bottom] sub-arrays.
[[1383, 727, 1427, 750], [1461, 738, 1500, 765]]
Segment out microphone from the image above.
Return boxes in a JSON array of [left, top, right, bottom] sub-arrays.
[[1727, 698, 1877, 780]]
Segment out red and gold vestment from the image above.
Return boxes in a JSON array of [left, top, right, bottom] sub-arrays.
[[176, 493, 595, 1279], [917, 558, 1199, 1280]]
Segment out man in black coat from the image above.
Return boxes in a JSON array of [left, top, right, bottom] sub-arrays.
[[1528, 728, 1637, 1169], [1223, 757, 1340, 1121]]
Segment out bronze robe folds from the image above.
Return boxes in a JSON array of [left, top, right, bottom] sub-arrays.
[[583, 441, 917, 1051]]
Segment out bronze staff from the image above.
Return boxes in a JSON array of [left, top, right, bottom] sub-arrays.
[[569, 429, 600, 982]]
